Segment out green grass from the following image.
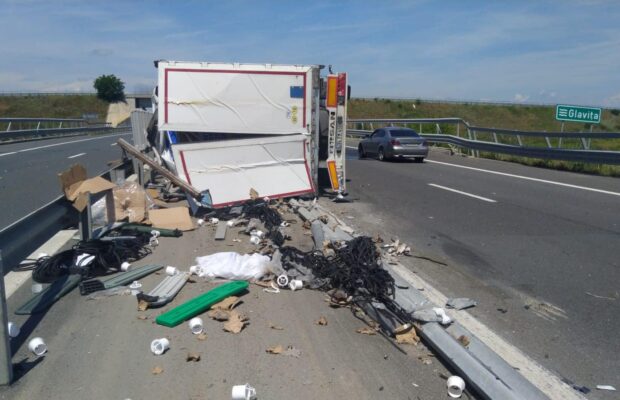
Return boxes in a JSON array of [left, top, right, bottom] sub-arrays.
[[349, 98, 620, 176], [0, 95, 108, 121]]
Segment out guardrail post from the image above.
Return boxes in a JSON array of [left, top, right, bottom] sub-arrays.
[[558, 137, 563, 148], [36, 122, 41, 131], [59, 121, 63, 128], [492, 131, 498, 143], [471, 130, 479, 157], [516, 135, 523, 146], [5, 122, 11, 132], [0, 252, 13, 385], [544, 136, 552, 148], [580, 137, 589, 150]]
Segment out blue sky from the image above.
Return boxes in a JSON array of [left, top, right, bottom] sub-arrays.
[[2, 0, 620, 107]]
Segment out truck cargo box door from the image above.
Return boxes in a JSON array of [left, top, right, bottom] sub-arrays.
[[170, 134, 315, 207]]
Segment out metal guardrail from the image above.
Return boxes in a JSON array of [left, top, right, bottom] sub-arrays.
[[0, 160, 132, 274], [347, 118, 620, 164], [1, 117, 88, 134], [1, 126, 118, 142]]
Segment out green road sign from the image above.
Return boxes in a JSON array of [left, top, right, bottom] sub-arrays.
[[555, 104, 601, 124]]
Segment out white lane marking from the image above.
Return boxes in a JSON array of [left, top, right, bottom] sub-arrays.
[[67, 152, 86, 159], [111, 142, 117, 146], [346, 146, 358, 150], [0, 151, 17, 157], [0, 132, 130, 157], [426, 159, 620, 197], [428, 183, 497, 203]]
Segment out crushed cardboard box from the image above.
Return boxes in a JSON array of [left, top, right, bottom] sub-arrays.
[[58, 164, 115, 212], [114, 182, 148, 223]]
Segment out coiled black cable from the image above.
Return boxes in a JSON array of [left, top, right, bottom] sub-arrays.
[[32, 235, 152, 283]]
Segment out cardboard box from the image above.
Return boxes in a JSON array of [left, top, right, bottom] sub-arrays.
[[58, 164, 116, 211], [113, 182, 148, 223], [148, 207, 194, 231]]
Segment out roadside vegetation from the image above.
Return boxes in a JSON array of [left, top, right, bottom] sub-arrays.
[[0, 95, 108, 122], [349, 98, 620, 176]]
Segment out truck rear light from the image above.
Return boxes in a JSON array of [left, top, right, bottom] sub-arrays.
[[327, 160, 340, 191], [337, 73, 347, 97], [390, 139, 401, 146], [326, 77, 338, 108]]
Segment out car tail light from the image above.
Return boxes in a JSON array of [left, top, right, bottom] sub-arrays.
[[390, 139, 401, 146]]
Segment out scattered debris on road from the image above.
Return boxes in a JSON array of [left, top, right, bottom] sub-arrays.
[[315, 316, 328, 326], [446, 297, 477, 310]]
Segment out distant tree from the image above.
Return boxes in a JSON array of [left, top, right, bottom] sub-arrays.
[[93, 74, 125, 102]]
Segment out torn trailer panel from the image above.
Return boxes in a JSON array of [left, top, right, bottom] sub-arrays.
[[170, 134, 315, 207]]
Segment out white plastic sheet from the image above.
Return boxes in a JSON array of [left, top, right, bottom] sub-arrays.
[[195, 252, 273, 280]]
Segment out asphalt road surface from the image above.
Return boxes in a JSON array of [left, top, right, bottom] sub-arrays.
[[344, 144, 620, 398], [0, 131, 131, 230]]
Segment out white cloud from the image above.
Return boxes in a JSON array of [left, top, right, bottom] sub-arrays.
[[514, 94, 530, 103]]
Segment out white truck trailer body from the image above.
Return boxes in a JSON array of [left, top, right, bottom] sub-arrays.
[[152, 61, 347, 208]]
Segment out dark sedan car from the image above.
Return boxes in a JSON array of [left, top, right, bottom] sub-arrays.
[[358, 127, 428, 162]]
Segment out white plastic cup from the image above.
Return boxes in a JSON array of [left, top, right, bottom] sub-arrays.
[[189, 265, 199, 275], [28, 337, 47, 356], [231, 384, 257, 400], [447, 376, 466, 398], [209, 217, 219, 224], [227, 220, 235, 227], [276, 274, 289, 288], [251, 230, 265, 239], [129, 281, 142, 296], [7, 322, 20, 338], [121, 261, 131, 272], [289, 279, 303, 291], [150, 230, 161, 238], [188, 317, 203, 335], [249, 236, 260, 245], [197, 218, 205, 226], [150, 338, 170, 355], [31, 283, 43, 293], [165, 266, 179, 276]]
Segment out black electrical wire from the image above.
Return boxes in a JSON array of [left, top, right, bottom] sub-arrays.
[[31, 235, 152, 283], [279, 236, 396, 304], [243, 200, 285, 246]]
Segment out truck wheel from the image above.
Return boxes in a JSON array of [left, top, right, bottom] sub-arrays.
[[378, 148, 386, 161], [358, 145, 366, 159]]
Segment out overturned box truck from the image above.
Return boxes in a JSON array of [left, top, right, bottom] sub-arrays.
[[140, 60, 348, 211]]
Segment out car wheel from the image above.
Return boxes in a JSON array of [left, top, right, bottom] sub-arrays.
[[358, 144, 366, 159], [378, 147, 386, 161], [414, 157, 424, 163]]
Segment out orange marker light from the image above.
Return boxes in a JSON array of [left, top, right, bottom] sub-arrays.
[[326, 76, 338, 108], [327, 160, 339, 191]]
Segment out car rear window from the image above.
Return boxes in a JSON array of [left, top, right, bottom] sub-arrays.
[[390, 129, 419, 137]]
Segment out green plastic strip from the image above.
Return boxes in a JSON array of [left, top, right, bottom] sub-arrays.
[[156, 281, 249, 327], [15, 275, 81, 315]]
